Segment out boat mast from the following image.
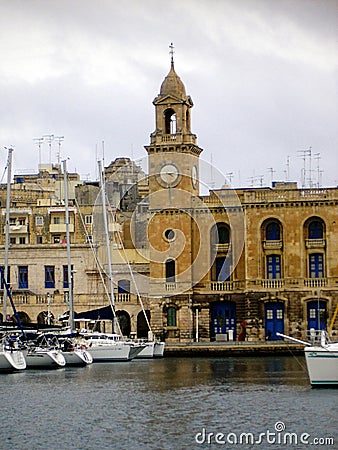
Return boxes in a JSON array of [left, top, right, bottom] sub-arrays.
[[98, 160, 116, 328], [62, 159, 74, 332], [3, 147, 13, 321]]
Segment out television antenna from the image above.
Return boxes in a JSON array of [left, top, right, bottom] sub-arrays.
[[33, 137, 44, 165], [43, 134, 54, 164], [55, 136, 64, 165]]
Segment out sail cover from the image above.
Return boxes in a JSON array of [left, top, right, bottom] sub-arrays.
[[74, 306, 114, 321]]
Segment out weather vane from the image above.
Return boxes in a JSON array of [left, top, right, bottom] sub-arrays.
[[169, 42, 175, 65]]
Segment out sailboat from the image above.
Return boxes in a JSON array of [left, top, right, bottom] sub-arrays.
[[57, 160, 93, 366], [0, 334, 26, 372], [0, 148, 26, 372], [104, 188, 165, 359], [79, 161, 145, 362], [277, 330, 338, 387]]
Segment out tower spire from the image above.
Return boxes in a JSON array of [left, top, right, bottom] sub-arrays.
[[169, 42, 175, 67]]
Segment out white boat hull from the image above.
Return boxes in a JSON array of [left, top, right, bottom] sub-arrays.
[[135, 342, 155, 359], [62, 349, 93, 366], [154, 342, 165, 358], [26, 348, 66, 369], [305, 345, 338, 387], [0, 350, 26, 371], [87, 343, 131, 362]]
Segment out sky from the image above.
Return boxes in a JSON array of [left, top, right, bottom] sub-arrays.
[[0, 0, 337, 188]]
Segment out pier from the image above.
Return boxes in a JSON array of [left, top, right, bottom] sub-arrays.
[[164, 341, 304, 357]]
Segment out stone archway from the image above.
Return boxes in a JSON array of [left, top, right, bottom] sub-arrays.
[[116, 310, 131, 337], [137, 310, 151, 338]]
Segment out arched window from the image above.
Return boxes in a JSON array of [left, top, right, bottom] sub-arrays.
[[165, 259, 176, 282], [118, 279, 130, 293], [167, 306, 177, 327], [164, 108, 177, 134], [308, 220, 323, 239], [266, 222, 281, 240], [211, 223, 230, 245], [217, 224, 230, 244]]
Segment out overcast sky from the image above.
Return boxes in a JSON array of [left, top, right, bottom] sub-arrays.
[[0, 0, 337, 188]]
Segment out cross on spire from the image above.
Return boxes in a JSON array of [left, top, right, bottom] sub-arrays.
[[169, 42, 175, 66]]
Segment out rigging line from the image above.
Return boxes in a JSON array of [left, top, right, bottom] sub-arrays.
[[0, 164, 7, 183], [284, 343, 307, 372], [74, 196, 122, 335], [106, 198, 153, 334]]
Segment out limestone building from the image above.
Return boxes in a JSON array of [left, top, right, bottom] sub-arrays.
[[1, 59, 337, 342]]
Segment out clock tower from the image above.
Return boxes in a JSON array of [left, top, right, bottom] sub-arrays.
[[144, 46, 205, 304], [145, 44, 203, 195]]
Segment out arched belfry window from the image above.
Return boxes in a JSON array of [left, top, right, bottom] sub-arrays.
[[308, 220, 323, 239], [164, 108, 177, 134], [165, 259, 176, 282], [266, 221, 281, 241]]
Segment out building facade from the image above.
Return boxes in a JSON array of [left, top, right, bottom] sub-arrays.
[[1, 61, 337, 342]]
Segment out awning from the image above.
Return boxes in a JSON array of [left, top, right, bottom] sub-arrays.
[[74, 306, 114, 321]]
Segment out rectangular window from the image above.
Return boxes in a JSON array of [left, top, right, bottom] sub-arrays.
[[53, 216, 60, 225], [167, 307, 177, 327], [19, 237, 26, 244], [9, 218, 16, 225], [45, 266, 55, 289], [63, 265, 73, 289], [85, 215, 92, 225], [53, 235, 61, 243], [18, 217, 25, 225], [267, 255, 281, 279], [10, 237, 16, 245], [85, 235, 93, 243], [36, 216, 44, 226], [18, 266, 28, 289], [36, 236, 43, 244], [309, 254, 324, 278]]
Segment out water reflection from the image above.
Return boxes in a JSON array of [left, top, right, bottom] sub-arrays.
[[1, 356, 334, 450]]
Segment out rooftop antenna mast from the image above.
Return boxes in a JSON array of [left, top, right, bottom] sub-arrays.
[[225, 172, 233, 185], [268, 167, 275, 185], [55, 136, 64, 165], [298, 147, 311, 188], [286, 156, 290, 181], [43, 134, 54, 164], [33, 137, 44, 165], [314, 152, 322, 188]]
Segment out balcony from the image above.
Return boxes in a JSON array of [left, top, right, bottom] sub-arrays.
[[260, 279, 285, 289], [263, 240, 283, 250], [49, 223, 74, 233], [304, 278, 327, 288], [116, 293, 131, 302], [213, 243, 230, 253], [305, 239, 325, 249], [5, 224, 29, 234], [202, 280, 245, 292]]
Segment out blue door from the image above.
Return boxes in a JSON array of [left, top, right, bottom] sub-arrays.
[[309, 254, 324, 278], [307, 301, 327, 331], [210, 301, 236, 340], [267, 255, 281, 279], [265, 302, 284, 340]]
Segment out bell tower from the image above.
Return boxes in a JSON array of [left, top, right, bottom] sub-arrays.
[[144, 45, 205, 302], [145, 43, 203, 195]]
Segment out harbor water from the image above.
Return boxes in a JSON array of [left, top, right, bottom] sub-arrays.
[[0, 356, 336, 449]]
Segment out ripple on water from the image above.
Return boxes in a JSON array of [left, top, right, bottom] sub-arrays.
[[0, 357, 336, 450]]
